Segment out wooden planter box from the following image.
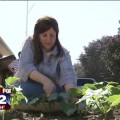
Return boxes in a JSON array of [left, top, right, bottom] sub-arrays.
[[16, 102, 61, 112]]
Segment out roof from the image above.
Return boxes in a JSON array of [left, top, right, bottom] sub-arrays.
[[0, 36, 14, 56]]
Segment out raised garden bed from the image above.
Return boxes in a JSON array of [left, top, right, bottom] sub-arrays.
[[1, 77, 120, 120], [0, 108, 120, 120]]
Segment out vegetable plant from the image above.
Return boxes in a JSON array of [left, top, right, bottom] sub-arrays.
[[26, 81, 120, 119], [1, 77, 120, 120], [76, 81, 120, 120], [0, 77, 28, 120]]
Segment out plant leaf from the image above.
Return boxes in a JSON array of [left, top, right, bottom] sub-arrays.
[[48, 92, 58, 101], [28, 97, 40, 105], [68, 88, 82, 97], [78, 100, 87, 110], [60, 103, 77, 117], [59, 92, 70, 103], [5, 77, 20, 84], [108, 95, 120, 107]]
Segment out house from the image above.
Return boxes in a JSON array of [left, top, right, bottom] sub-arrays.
[[0, 36, 14, 56], [0, 36, 15, 86]]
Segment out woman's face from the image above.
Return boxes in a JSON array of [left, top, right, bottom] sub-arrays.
[[39, 27, 56, 52]]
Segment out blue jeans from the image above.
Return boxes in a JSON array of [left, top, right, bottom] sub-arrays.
[[14, 78, 63, 100]]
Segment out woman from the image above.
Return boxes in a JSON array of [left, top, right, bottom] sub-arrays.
[[14, 16, 77, 99]]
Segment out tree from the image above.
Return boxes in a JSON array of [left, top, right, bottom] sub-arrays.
[[118, 20, 120, 35], [78, 38, 112, 82], [74, 62, 86, 78], [100, 35, 120, 82]]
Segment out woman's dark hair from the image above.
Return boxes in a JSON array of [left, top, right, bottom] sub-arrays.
[[18, 52, 21, 58], [32, 16, 64, 65]]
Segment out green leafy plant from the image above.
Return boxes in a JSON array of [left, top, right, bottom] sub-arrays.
[[0, 77, 28, 120], [76, 81, 120, 120], [27, 88, 82, 117], [2, 78, 120, 119]]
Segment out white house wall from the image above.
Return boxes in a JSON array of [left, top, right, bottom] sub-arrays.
[[0, 37, 14, 56]]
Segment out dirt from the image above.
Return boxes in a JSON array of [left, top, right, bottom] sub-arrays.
[[0, 108, 120, 120]]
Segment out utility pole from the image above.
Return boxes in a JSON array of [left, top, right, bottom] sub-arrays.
[[26, 1, 35, 37], [26, 0, 28, 37]]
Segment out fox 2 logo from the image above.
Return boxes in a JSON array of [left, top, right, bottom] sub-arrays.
[[0, 94, 10, 110]]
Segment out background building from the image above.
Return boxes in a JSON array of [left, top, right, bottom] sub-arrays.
[[0, 36, 14, 56]]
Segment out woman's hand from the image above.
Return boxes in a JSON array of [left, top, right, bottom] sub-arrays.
[[43, 79, 56, 96], [64, 83, 75, 92], [29, 70, 56, 96]]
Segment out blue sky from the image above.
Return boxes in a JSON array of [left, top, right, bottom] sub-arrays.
[[0, 1, 120, 64]]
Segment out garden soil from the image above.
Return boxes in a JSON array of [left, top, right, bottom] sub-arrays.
[[0, 108, 120, 120]]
